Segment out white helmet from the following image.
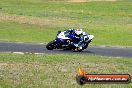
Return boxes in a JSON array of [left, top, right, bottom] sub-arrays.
[[75, 28, 83, 35]]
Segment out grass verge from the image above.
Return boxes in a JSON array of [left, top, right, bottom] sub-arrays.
[[0, 53, 132, 88], [0, 1, 132, 46]]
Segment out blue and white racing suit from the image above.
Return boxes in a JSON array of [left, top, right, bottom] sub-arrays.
[[65, 29, 87, 49]]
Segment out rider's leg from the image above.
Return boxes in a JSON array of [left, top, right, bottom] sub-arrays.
[[77, 36, 84, 49]]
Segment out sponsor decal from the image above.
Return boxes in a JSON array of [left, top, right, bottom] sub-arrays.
[[76, 65, 131, 85]]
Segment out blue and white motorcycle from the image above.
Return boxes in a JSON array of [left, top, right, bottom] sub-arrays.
[[46, 31, 94, 52]]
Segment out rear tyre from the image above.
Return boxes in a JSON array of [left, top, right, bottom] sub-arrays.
[[46, 40, 56, 50]]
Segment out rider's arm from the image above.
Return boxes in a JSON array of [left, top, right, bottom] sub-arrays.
[[82, 32, 88, 36]]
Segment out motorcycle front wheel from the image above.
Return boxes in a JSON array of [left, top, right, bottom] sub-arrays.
[[82, 43, 89, 50]]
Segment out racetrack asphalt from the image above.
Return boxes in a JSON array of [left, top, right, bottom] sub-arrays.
[[0, 42, 132, 58]]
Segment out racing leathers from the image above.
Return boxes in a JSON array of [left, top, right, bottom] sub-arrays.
[[65, 29, 88, 50]]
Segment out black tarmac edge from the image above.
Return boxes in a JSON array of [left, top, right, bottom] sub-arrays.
[[0, 42, 132, 58]]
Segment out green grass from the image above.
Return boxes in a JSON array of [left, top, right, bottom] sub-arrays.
[[0, 0, 132, 46], [0, 53, 132, 88], [0, 1, 132, 88], [0, 20, 58, 43]]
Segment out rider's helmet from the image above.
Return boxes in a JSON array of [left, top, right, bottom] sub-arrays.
[[75, 28, 83, 36]]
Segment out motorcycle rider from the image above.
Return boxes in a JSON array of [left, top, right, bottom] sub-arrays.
[[65, 28, 88, 50]]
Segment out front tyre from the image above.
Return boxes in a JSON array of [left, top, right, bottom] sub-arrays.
[[82, 40, 92, 50], [82, 43, 89, 50], [46, 40, 56, 50]]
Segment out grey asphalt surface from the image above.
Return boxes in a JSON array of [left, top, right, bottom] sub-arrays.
[[0, 42, 132, 58]]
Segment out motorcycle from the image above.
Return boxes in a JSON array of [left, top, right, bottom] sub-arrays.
[[46, 31, 94, 52]]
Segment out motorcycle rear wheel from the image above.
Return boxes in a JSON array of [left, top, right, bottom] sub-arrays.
[[46, 40, 56, 50]]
